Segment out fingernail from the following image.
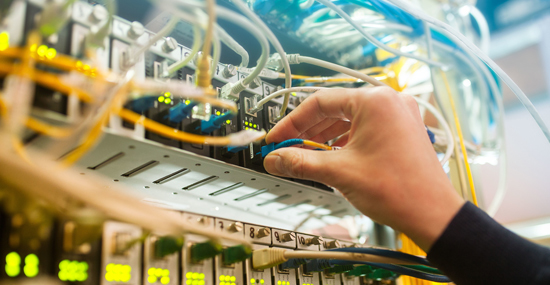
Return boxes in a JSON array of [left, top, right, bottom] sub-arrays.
[[264, 153, 284, 176]]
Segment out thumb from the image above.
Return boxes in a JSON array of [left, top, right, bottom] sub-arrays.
[[263, 147, 337, 183]]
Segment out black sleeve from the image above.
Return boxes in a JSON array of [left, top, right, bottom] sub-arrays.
[[427, 202, 550, 285]]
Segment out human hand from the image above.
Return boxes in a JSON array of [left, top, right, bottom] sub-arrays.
[[264, 87, 464, 251]]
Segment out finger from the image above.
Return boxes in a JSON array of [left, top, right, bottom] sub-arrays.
[[308, 120, 352, 143], [266, 88, 361, 143], [297, 118, 339, 139], [263, 147, 340, 183], [331, 132, 350, 147]]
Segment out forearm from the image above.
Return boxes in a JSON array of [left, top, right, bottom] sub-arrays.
[[427, 202, 550, 285]]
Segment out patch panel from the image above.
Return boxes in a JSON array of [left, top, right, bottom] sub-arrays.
[[214, 218, 245, 285], [143, 235, 180, 285], [182, 213, 216, 285], [100, 221, 143, 285], [0, 209, 54, 280], [53, 219, 102, 285]]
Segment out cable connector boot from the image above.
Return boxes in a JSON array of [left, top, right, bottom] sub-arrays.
[[166, 101, 198, 123], [221, 81, 247, 101], [130, 97, 156, 113], [252, 248, 288, 270], [305, 259, 333, 272], [279, 258, 307, 270], [200, 112, 235, 133]]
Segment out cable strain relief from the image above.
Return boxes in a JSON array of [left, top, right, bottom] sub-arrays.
[[252, 248, 288, 270], [231, 80, 248, 94], [286, 54, 301, 65]]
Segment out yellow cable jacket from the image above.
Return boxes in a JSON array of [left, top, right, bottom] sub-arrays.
[[118, 108, 232, 146], [440, 70, 478, 206]]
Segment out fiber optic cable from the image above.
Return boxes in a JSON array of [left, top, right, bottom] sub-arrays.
[[330, 260, 451, 283], [440, 70, 478, 206]]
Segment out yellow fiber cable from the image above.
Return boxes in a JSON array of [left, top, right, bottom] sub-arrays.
[[118, 108, 237, 146], [302, 140, 333, 150], [25, 117, 73, 138], [440, 70, 478, 206]]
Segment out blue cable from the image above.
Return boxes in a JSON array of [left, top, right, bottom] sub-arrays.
[[325, 247, 433, 267], [274, 139, 304, 149], [331, 260, 451, 283]]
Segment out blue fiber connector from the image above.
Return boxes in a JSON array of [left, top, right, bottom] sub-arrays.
[[167, 102, 198, 123], [200, 112, 235, 133], [426, 126, 435, 144], [279, 258, 307, 270], [305, 259, 333, 272], [130, 97, 156, 113], [227, 145, 248, 153], [261, 143, 276, 157]]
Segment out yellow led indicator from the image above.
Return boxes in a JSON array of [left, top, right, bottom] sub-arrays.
[[158, 96, 165, 102], [185, 100, 191, 105], [225, 276, 231, 282], [216, 111, 221, 116], [253, 124, 257, 128], [245, 122, 248, 126], [231, 276, 236, 282], [291, 92, 297, 97], [220, 275, 225, 281], [0, 32, 9, 51], [105, 263, 131, 283], [148, 267, 171, 284], [260, 279, 264, 284], [165, 98, 172, 104], [164, 92, 171, 97], [226, 120, 231, 124], [220, 282, 226, 285], [251, 279, 256, 284], [277, 281, 280, 285], [23, 254, 39, 278], [36, 45, 48, 57], [58, 260, 88, 282], [45, 47, 57, 59], [245, 127, 249, 130], [5, 252, 21, 277]]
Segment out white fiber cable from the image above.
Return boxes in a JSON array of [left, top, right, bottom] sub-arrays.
[[414, 97, 454, 165], [314, 0, 444, 67], [294, 55, 386, 86], [385, 0, 550, 145], [469, 6, 490, 55], [217, 26, 249, 67], [250, 87, 328, 113]]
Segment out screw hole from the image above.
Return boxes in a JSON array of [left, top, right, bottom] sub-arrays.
[[195, 163, 201, 166], [114, 179, 119, 182], [129, 145, 135, 149], [275, 185, 280, 187], [224, 171, 230, 174], [298, 190, 302, 193], [144, 186, 150, 189], [319, 196, 323, 199], [251, 178, 256, 181], [172, 192, 178, 195], [80, 173, 85, 175], [198, 197, 203, 200], [164, 155, 170, 158]]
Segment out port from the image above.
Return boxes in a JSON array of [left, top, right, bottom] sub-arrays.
[[244, 96, 257, 117], [221, 249, 235, 268], [111, 232, 132, 256], [268, 105, 279, 124], [301, 265, 314, 277], [277, 264, 290, 274], [323, 270, 335, 279]]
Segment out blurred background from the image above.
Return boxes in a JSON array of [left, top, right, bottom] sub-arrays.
[[475, 0, 550, 244]]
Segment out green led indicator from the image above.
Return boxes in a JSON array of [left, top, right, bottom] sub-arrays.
[[59, 260, 88, 282], [5, 252, 21, 277], [158, 96, 165, 103], [165, 98, 172, 104], [23, 254, 39, 278], [216, 111, 221, 116], [260, 279, 264, 284], [245, 122, 249, 126], [253, 124, 257, 128], [226, 120, 231, 124]]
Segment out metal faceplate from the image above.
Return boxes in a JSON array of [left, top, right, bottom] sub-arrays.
[[76, 131, 360, 230]]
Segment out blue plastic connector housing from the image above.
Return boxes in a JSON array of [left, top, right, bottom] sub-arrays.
[[166, 102, 197, 123], [426, 126, 435, 144], [227, 145, 248, 153], [130, 97, 156, 113], [279, 258, 307, 270], [305, 259, 333, 273], [261, 143, 276, 158], [200, 112, 235, 133]]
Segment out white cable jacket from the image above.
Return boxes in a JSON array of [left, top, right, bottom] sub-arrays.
[[414, 97, 454, 165], [297, 56, 386, 86]]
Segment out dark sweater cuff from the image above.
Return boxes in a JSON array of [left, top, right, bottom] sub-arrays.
[[427, 202, 550, 285]]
